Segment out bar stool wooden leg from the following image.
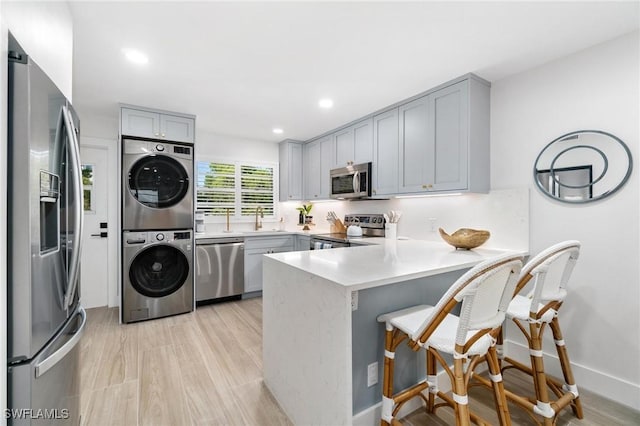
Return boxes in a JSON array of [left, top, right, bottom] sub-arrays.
[[486, 345, 511, 426], [381, 327, 396, 426], [529, 322, 554, 425], [426, 348, 437, 413], [549, 317, 583, 419], [496, 325, 505, 369], [452, 354, 471, 426]]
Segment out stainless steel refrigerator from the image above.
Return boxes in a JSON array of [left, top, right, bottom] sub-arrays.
[[7, 34, 86, 425]]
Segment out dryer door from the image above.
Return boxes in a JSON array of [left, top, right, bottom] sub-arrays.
[[128, 155, 189, 209], [129, 244, 189, 298]]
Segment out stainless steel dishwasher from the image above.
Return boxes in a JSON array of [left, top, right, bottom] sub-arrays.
[[195, 237, 244, 302]]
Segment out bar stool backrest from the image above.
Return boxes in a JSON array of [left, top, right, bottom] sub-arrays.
[[412, 253, 523, 348], [519, 241, 581, 313]]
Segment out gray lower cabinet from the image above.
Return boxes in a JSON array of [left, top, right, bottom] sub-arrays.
[[295, 234, 311, 251], [279, 140, 303, 201], [244, 236, 295, 293], [398, 78, 489, 194]]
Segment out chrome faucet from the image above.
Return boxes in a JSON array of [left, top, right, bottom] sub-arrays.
[[255, 206, 264, 230]]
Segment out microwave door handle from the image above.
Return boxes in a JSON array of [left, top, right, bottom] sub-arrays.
[[62, 106, 83, 310], [35, 307, 86, 378], [353, 171, 360, 193]]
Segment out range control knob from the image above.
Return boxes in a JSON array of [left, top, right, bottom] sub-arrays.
[[156, 233, 165, 241], [155, 144, 165, 152]]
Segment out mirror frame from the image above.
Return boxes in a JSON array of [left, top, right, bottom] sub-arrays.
[[533, 130, 633, 204]]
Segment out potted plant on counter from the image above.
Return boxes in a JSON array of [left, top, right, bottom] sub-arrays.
[[296, 203, 314, 230]]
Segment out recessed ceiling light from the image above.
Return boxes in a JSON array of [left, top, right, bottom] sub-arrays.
[[122, 48, 149, 65], [272, 128, 284, 134], [318, 98, 334, 109]]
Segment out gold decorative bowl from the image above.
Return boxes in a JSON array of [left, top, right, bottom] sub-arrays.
[[439, 228, 490, 250]]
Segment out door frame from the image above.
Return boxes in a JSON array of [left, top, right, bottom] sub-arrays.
[[80, 137, 119, 307]]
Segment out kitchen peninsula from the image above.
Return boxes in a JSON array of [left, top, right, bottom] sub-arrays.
[[262, 240, 528, 425]]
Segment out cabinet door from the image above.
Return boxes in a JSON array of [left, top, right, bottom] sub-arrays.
[[244, 248, 269, 293], [334, 127, 353, 167], [304, 140, 321, 199], [429, 81, 469, 191], [372, 108, 399, 196], [160, 114, 195, 143], [279, 141, 303, 201], [353, 118, 373, 164], [319, 136, 334, 198], [398, 96, 430, 193], [121, 108, 160, 139]]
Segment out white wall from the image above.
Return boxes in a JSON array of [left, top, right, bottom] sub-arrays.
[[2, 1, 73, 100], [1, 1, 74, 422], [195, 129, 279, 162], [491, 31, 640, 408]]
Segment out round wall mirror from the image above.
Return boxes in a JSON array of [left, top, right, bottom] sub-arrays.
[[534, 130, 632, 204]]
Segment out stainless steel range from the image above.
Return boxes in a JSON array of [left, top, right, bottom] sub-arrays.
[[310, 213, 385, 249]]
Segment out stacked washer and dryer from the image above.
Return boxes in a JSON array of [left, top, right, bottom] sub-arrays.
[[121, 138, 195, 323]]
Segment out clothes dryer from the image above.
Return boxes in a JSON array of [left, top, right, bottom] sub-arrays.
[[122, 138, 193, 230], [122, 229, 193, 322]]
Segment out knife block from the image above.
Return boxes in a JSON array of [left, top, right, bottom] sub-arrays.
[[330, 220, 347, 234]]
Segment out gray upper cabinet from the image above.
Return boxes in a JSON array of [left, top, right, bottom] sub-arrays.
[[398, 95, 431, 193], [279, 140, 303, 201], [303, 139, 321, 199], [303, 74, 489, 197], [334, 118, 373, 167], [398, 78, 488, 194], [303, 135, 333, 200], [121, 106, 195, 143], [319, 136, 334, 198], [372, 108, 399, 196]]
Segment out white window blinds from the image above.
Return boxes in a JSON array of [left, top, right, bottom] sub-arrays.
[[196, 160, 277, 219]]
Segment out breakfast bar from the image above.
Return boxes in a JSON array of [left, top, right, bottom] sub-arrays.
[[262, 240, 527, 425]]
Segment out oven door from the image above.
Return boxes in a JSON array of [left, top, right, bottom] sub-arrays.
[[330, 163, 371, 199], [310, 238, 349, 250]]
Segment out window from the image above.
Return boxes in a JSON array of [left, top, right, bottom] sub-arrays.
[[196, 159, 278, 220], [82, 164, 94, 213]]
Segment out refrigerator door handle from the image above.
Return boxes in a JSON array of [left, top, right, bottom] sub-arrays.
[[62, 105, 84, 309], [35, 307, 86, 378]]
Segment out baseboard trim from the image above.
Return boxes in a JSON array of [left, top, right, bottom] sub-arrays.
[[352, 370, 453, 426], [505, 339, 640, 410]]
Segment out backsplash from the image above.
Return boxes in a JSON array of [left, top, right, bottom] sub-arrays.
[[279, 188, 529, 251]]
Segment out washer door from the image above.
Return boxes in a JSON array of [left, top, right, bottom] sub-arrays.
[[129, 245, 189, 298], [128, 155, 189, 208]]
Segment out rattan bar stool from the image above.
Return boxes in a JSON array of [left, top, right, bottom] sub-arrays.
[[377, 253, 523, 426], [475, 241, 583, 425]]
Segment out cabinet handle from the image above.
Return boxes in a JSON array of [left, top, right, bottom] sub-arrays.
[[154, 133, 160, 137], [289, 195, 292, 198], [422, 184, 433, 189], [161, 133, 166, 138]]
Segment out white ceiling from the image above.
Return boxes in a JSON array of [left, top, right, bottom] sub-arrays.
[[70, 1, 639, 143]]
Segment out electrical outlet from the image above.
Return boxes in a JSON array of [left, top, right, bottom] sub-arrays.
[[367, 362, 378, 387], [351, 291, 358, 311], [428, 217, 437, 232]]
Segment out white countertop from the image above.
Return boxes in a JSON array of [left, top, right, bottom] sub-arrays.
[[265, 240, 527, 291]]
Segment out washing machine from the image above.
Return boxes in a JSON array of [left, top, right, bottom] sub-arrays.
[[122, 138, 193, 230], [122, 229, 193, 323]]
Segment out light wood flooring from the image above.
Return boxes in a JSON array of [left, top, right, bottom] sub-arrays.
[[80, 299, 640, 426]]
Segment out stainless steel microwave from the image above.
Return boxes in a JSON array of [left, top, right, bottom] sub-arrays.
[[330, 162, 372, 199]]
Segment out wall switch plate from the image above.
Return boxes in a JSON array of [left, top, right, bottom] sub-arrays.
[[367, 362, 378, 387], [351, 291, 358, 311]]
